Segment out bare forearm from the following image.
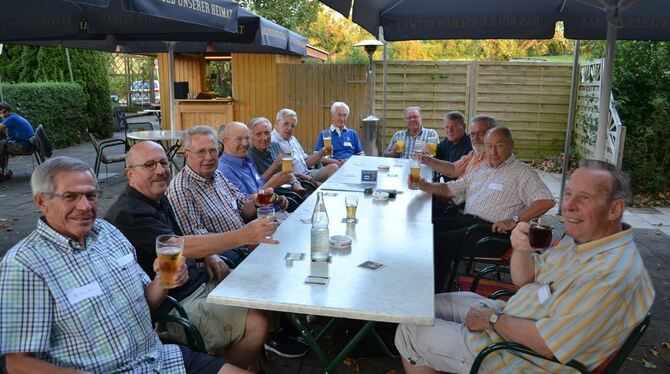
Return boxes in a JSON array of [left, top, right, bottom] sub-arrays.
[[260, 166, 279, 182], [422, 182, 453, 198], [183, 231, 247, 259], [510, 251, 535, 286], [6, 353, 92, 374], [305, 152, 323, 168], [426, 158, 456, 177], [144, 278, 168, 311], [240, 199, 257, 221], [495, 315, 554, 358], [519, 200, 555, 221]]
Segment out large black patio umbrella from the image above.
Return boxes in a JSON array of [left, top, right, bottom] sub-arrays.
[[320, 0, 670, 210]]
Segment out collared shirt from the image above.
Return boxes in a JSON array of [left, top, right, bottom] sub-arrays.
[[167, 165, 247, 255], [249, 143, 301, 187], [104, 186, 208, 306], [385, 127, 440, 159], [447, 155, 554, 223], [1, 112, 35, 148], [313, 125, 364, 160], [218, 152, 264, 197], [271, 129, 311, 175], [467, 226, 655, 373], [453, 150, 488, 178], [0, 218, 185, 373], [436, 134, 472, 162]]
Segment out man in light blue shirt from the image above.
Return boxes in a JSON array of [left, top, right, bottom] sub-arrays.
[[313, 102, 364, 165]]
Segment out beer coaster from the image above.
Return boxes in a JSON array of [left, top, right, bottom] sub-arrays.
[[300, 218, 311, 224], [372, 191, 389, 201], [341, 218, 358, 224], [323, 192, 338, 197], [377, 164, 390, 171], [305, 275, 329, 285], [284, 252, 305, 261]]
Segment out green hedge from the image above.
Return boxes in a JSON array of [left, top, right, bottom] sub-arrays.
[[3, 82, 88, 148]]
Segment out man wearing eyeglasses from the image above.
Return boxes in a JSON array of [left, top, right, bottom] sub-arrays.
[[105, 140, 276, 372], [0, 156, 252, 373], [384, 106, 439, 159]]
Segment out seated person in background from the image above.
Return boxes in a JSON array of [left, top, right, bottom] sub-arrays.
[[423, 115, 497, 179], [218, 121, 293, 211], [0, 102, 36, 180], [436, 111, 472, 163], [419, 127, 555, 292], [384, 106, 439, 158], [0, 157, 249, 374], [105, 141, 278, 372], [396, 160, 654, 374], [313, 101, 364, 165], [247, 117, 306, 196], [272, 108, 337, 183]]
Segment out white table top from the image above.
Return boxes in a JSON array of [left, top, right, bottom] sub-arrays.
[[126, 130, 183, 141], [208, 156, 435, 326]]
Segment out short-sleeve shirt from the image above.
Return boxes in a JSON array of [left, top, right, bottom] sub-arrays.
[[313, 125, 364, 160], [467, 226, 655, 373], [0, 218, 185, 373], [452, 150, 488, 178], [249, 142, 283, 175], [447, 155, 554, 223], [271, 130, 311, 175], [217, 152, 264, 197], [436, 134, 472, 163], [167, 166, 248, 256], [1, 112, 35, 149], [104, 186, 208, 308], [385, 128, 440, 159]]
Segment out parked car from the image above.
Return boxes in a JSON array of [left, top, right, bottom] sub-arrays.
[[130, 80, 159, 105]]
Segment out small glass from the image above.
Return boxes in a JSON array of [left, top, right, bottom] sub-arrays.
[[156, 234, 184, 289], [345, 196, 359, 223], [256, 188, 274, 206], [257, 206, 276, 239], [529, 218, 553, 249]]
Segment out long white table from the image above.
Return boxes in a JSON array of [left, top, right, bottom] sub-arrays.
[[208, 156, 434, 372]]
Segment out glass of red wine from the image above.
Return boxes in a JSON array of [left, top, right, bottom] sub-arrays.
[[528, 218, 552, 249]]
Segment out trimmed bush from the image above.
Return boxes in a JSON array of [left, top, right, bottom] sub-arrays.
[[3, 82, 88, 148]]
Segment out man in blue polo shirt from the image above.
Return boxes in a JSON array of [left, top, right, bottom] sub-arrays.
[[0, 102, 36, 180], [313, 102, 364, 165]]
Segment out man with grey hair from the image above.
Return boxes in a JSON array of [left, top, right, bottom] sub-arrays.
[[384, 106, 439, 159], [0, 157, 250, 373], [436, 111, 472, 163], [395, 159, 654, 374], [313, 101, 364, 164], [272, 108, 337, 183]]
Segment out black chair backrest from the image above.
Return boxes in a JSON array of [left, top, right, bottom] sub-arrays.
[[601, 311, 652, 373], [34, 125, 53, 161], [113, 107, 128, 132], [87, 130, 102, 154]]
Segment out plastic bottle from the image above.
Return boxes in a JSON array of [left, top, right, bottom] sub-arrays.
[[310, 192, 330, 262]]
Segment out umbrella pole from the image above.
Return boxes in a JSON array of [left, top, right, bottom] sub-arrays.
[[381, 30, 388, 151], [167, 42, 176, 132], [595, 20, 618, 160], [558, 40, 581, 216]]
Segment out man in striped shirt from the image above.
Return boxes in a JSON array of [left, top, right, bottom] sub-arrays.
[[384, 106, 439, 159], [395, 160, 654, 374]]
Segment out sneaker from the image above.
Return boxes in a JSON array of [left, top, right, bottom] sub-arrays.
[[264, 333, 309, 358]]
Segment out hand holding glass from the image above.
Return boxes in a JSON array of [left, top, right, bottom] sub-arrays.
[[529, 218, 552, 249], [322, 130, 333, 158], [156, 234, 184, 289]]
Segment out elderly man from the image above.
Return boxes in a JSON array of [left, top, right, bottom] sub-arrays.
[[423, 115, 497, 179], [396, 160, 654, 374], [272, 108, 337, 183], [105, 141, 277, 371], [384, 106, 439, 159], [436, 111, 472, 163], [0, 157, 249, 374], [421, 127, 555, 292], [247, 117, 306, 196], [313, 102, 364, 164], [0, 102, 36, 180]]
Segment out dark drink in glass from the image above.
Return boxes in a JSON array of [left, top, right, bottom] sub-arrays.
[[529, 221, 552, 249], [257, 189, 275, 206]]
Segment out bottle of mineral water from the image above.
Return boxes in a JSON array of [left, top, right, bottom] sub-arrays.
[[310, 192, 330, 262]]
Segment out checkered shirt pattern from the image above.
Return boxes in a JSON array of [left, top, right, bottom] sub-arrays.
[[0, 218, 184, 373], [167, 165, 247, 246], [386, 128, 440, 159], [447, 155, 554, 223]]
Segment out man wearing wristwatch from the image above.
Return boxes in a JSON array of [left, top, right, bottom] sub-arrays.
[[396, 160, 654, 374], [419, 127, 555, 292]]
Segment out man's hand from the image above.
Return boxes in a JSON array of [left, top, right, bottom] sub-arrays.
[[296, 173, 315, 184], [293, 184, 307, 196], [152, 256, 189, 288], [492, 219, 516, 234], [243, 216, 279, 244], [269, 156, 283, 173], [277, 195, 289, 211], [511, 222, 535, 254], [465, 307, 496, 332], [267, 170, 293, 187], [204, 254, 230, 282]]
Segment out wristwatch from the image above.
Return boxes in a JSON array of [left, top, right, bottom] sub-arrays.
[[489, 311, 504, 331], [512, 215, 520, 224]]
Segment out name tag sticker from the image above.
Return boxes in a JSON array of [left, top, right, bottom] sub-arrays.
[[538, 283, 552, 304], [232, 200, 238, 210], [343, 141, 353, 148], [116, 253, 134, 267], [67, 281, 103, 306], [488, 183, 503, 191]]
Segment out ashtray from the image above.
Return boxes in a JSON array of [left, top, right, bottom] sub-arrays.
[[372, 191, 389, 201], [329, 235, 352, 248], [377, 164, 390, 171]]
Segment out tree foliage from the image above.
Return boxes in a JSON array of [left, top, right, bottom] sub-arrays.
[[238, 0, 320, 33]]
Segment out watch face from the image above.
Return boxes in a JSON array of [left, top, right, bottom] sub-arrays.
[[489, 313, 499, 324]]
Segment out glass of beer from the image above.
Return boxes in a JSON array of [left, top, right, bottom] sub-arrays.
[[427, 141, 437, 156], [257, 188, 275, 206], [409, 159, 421, 190], [396, 139, 405, 154], [322, 130, 333, 158], [345, 196, 358, 223], [281, 154, 293, 172], [529, 218, 553, 249], [156, 234, 184, 289], [257, 206, 276, 239]]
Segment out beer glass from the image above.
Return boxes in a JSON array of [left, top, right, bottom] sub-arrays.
[[281, 154, 293, 172], [257, 206, 276, 239], [529, 218, 553, 249], [322, 130, 333, 158], [427, 142, 437, 156], [345, 196, 358, 223], [396, 139, 405, 154], [156, 234, 184, 289], [409, 158, 421, 190]]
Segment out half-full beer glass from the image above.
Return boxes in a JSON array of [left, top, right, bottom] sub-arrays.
[[156, 234, 184, 289], [322, 130, 333, 158], [345, 196, 358, 223]]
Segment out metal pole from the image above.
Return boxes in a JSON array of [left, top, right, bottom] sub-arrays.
[[381, 29, 388, 150], [368, 51, 375, 115], [65, 48, 74, 82], [595, 20, 617, 160], [558, 40, 581, 216], [167, 42, 176, 132]]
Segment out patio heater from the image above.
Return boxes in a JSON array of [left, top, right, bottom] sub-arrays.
[[354, 39, 383, 156]]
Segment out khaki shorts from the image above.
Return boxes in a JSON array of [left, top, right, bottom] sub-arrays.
[[307, 167, 330, 183], [166, 280, 248, 353]]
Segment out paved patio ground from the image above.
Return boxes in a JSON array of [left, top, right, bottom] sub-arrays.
[[1, 129, 668, 373]]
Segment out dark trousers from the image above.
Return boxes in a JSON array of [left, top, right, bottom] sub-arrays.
[[433, 213, 511, 293]]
